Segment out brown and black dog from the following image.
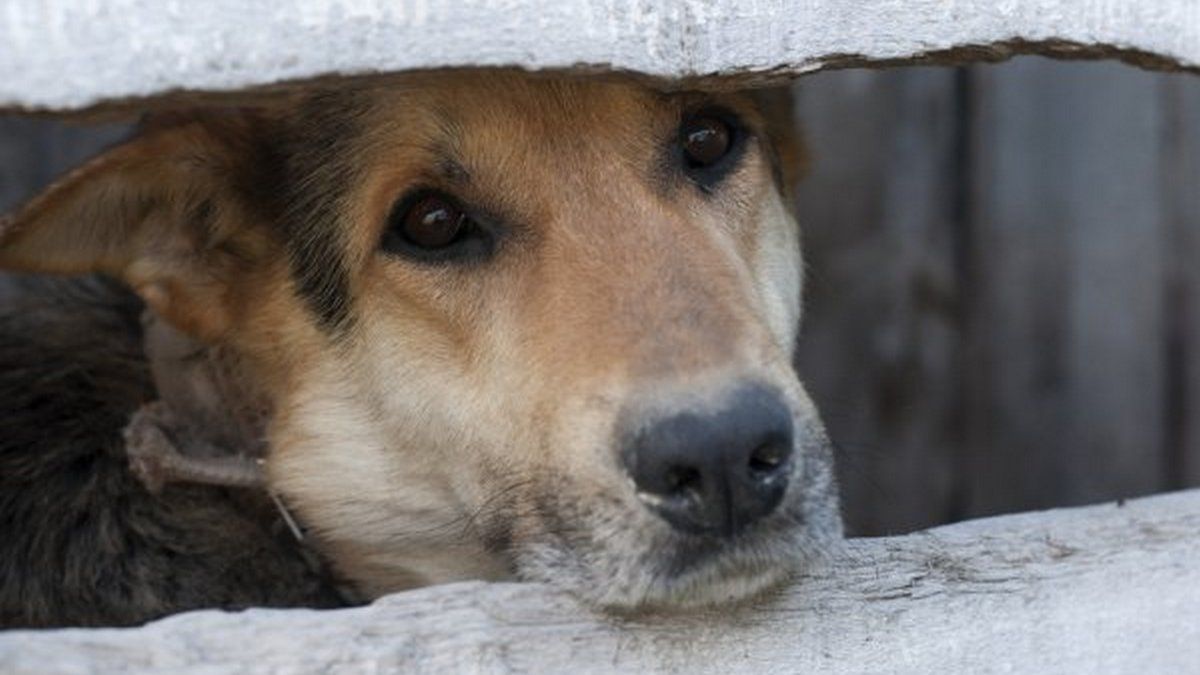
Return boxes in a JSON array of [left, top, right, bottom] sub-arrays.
[[0, 70, 841, 626]]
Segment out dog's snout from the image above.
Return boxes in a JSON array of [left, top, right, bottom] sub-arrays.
[[621, 384, 794, 538]]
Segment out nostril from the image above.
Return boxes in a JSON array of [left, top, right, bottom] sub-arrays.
[[663, 465, 702, 495], [748, 442, 790, 476]]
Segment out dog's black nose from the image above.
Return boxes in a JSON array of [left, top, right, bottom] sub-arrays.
[[622, 384, 794, 538]]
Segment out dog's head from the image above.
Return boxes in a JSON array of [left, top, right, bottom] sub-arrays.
[[0, 71, 841, 607]]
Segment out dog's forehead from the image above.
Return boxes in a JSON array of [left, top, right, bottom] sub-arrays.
[[371, 74, 667, 135], [353, 73, 757, 166]]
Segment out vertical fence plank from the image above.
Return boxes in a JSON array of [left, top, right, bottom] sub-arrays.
[[0, 117, 130, 212], [1164, 75, 1200, 489], [0, 118, 130, 302], [0, 118, 46, 212], [793, 68, 964, 535], [964, 58, 1169, 516]]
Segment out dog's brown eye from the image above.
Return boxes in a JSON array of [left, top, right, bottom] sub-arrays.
[[382, 190, 495, 263], [402, 195, 466, 249], [681, 116, 732, 167]]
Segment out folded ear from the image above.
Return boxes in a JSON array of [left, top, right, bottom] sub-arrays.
[[0, 111, 279, 340]]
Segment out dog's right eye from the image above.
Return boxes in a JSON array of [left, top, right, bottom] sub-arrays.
[[381, 191, 493, 262], [681, 116, 732, 168], [399, 194, 466, 248]]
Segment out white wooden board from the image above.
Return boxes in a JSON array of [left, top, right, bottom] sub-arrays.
[[2, 489, 1198, 674], [1, 0, 1198, 112]]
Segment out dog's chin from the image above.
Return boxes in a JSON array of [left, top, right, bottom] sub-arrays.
[[613, 551, 797, 611], [490, 440, 842, 610], [509, 518, 815, 611]]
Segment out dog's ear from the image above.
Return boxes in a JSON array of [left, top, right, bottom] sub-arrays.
[[0, 111, 281, 341], [750, 87, 808, 199]]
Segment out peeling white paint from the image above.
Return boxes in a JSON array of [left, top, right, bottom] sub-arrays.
[[0, 0, 1198, 111], [1, 489, 1198, 674]]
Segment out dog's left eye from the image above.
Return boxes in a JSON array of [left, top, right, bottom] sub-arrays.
[[677, 110, 744, 191], [381, 191, 493, 262]]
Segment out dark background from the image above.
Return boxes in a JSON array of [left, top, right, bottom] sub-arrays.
[[4, 56, 1198, 536]]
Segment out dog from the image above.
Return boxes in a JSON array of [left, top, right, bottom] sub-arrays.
[[0, 70, 842, 626]]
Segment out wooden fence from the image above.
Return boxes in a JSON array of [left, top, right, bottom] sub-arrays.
[[2, 1, 1200, 672]]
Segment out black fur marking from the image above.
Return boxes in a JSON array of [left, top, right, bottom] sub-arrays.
[[437, 156, 471, 185], [0, 275, 347, 628], [277, 90, 371, 334], [186, 197, 218, 246]]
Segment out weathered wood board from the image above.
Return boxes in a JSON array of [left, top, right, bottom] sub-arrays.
[[792, 67, 965, 534], [1, 0, 1199, 113], [0, 119, 129, 210], [1164, 73, 1200, 489], [2, 488, 1197, 674], [964, 59, 1170, 514]]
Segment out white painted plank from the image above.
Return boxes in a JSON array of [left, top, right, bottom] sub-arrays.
[[1, 489, 1197, 674], [1, 0, 1199, 112]]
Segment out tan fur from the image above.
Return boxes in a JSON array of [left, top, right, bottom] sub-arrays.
[[1, 72, 840, 608]]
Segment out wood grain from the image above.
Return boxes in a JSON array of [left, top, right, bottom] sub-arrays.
[[963, 59, 1169, 515], [1163, 74, 1200, 489], [793, 67, 965, 535], [1, 488, 1196, 674], [1, 1, 1200, 113]]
